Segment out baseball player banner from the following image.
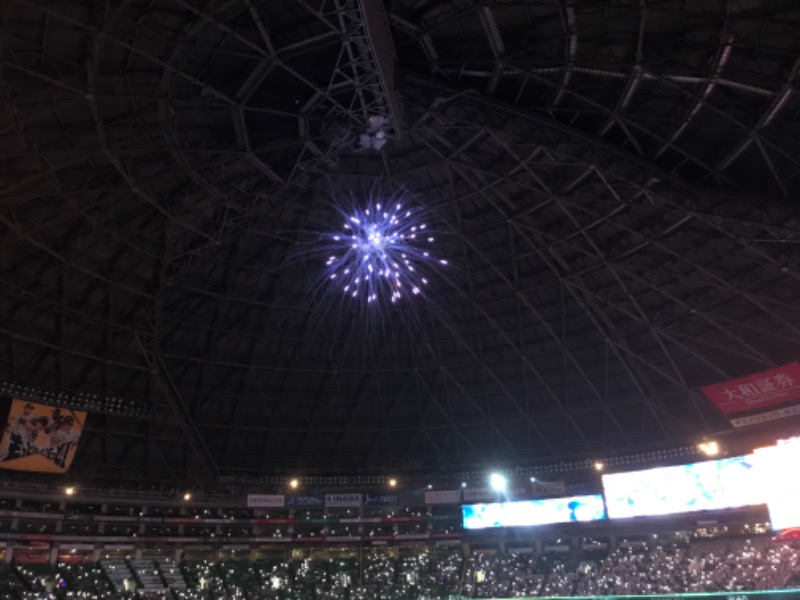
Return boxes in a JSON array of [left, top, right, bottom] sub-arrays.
[[0, 399, 85, 473]]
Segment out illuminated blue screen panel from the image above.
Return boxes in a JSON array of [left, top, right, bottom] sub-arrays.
[[462, 495, 606, 530], [602, 455, 764, 519]]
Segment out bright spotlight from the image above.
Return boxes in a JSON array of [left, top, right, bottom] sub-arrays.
[[593, 461, 605, 472], [182, 492, 192, 501], [65, 486, 76, 496], [388, 478, 397, 488], [289, 478, 299, 489], [489, 472, 507, 492], [461, 482, 467, 488], [698, 440, 720, 456]]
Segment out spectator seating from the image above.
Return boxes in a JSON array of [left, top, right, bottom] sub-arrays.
[[0, 540, 796, 598]]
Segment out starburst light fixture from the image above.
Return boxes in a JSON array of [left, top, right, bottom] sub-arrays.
[[323, 199, 447, 305]]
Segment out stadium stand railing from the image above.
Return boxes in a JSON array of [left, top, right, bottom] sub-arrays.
[[100, 558, 136, 592]]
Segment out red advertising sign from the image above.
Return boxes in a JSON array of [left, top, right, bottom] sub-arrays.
[[701, 362, 800, 416]]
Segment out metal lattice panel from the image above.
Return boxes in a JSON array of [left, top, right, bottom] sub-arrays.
[[1, 0, 800, 484]]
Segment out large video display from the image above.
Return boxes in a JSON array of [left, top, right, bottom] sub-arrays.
[[462, 494, 606, 530], [753, 439, 800, 530], [602, 455, 764, 519]]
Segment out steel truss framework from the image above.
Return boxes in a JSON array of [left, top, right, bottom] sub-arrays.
[[1, 0, 800, 484]]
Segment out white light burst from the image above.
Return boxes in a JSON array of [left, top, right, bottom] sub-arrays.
[[324, 200, 446, 305]]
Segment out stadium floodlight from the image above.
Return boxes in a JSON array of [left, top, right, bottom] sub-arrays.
[[0, 381, 151, 418], [489, 472, 507, 493], [289, 478, 300, 489], [388, 478, 397, 488], [593, 461, 605, 472], [698, 440, 720, 456]]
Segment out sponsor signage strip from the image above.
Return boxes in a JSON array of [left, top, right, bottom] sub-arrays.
[[462, 487, 495, 503], [730, 404, 800, 427], [364, 494, 400, 506], [246, 494, 284, 508], [285, 494, 325, 508], [325, 493, 362, 507], [530, 481, 565, 497], [424, 490, 461, 505]]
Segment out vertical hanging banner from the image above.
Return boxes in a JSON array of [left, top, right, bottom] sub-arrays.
[[0, 399, 85, 473], [700, 362, 800, 427]]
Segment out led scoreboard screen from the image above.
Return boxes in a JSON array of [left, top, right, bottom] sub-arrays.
[[753, 439, 800, 530], [462, 494, 606, 530], [602, 455, 764, 519], [462, 445, 800, 531]]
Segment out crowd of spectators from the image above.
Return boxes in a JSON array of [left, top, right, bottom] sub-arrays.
[[575, 542, 800, 595], [0, 540, 797, 598], [462, 540, 800, 598]]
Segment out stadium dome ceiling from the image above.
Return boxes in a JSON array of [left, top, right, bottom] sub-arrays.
[[2, 0, 800, 485]]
